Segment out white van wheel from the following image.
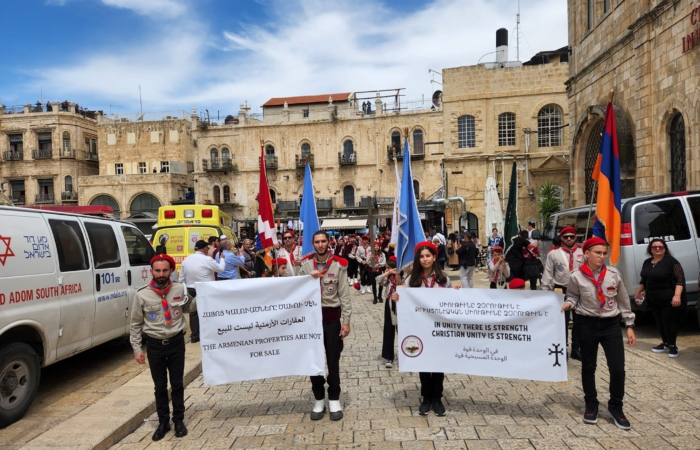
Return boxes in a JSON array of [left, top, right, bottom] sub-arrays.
[[0, 344, 40, 428]]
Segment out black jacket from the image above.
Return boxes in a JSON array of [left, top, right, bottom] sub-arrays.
[[456, 241, 477, 267]]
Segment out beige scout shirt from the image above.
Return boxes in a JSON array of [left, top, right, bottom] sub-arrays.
[[129, 281, 194, 354], [541, 246, 584, 289], [564, 266, 635, 327], [403, 272, 453, 288], [298, 256, 352, 325], [487, 260, 510, 285]]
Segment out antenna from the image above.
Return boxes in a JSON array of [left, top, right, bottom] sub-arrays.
[[139, 85, 143, 116], [516, 0, 521, 61]]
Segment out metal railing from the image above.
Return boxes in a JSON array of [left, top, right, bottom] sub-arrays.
[[338, 152, 357, 165], [61, 191, 78, 201], [85, 152, 99, 161], [203, 158, 236, 171], [387, 145, 424, 161], [295, 153, 314, 168], [317, 198, 333, 210], [32, 149, 53, 159], [2, 152, 23, 161], [260, 155, 278, 170], [11, 196, 25, 205], [277, 201, 299, 211], [35, 194, 55, 204], [60, 149, 76, 159]]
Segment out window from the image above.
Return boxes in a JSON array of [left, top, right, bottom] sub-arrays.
[[603, 0, 610, 14], [65, 175, 73, 193], [391, 131, 401, 151], [301, 143, 311, 157], [302, 108, 309, 118], [223, 185, 231, 203], [9, 180, 25, 204], [130, 193, 161, 215], [542, 216, 556, 240], [669, 113, 686, 192], [343, 186, 355, 207], [84, 222, 121, 269], [537, 106, 562, 147], [584, 120, 605, 203], [587, 0, 594, 30], [634, 199, 691, 244], [413, 130, 424, 154], [85, 137, 90, 151], [213, 186, 221, 204], [37, 179, 54, 203], [265, 144, 275, 156], [343, 140, 354, 160], [38, 132, 52, 152], [498, 113, 516, 146], [49, 219, 89, 272], [121, 226, 155, 266], [90, 195, 120, 219], [138, 162, 147, 174], [91, 138, 97, 153], [221, 147, 231, 162], [687, 196, 700, 237], [8, 134, 23, 154], [62, 131, 71, 152], [160, 161, 170, 173], [458, 115, 475, 148], [115, 163, 124, 175], [413, 180, 420, 201], [270, 189, 277, 204]]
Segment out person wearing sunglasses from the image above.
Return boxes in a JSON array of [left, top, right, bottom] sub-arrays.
[[542, 226, 584, 360], [561, 237, 636, 430], [634, 239, 686, 358], [277, 231, 303, 277]]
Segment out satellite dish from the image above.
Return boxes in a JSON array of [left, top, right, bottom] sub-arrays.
[[432, 90, 442, 108]]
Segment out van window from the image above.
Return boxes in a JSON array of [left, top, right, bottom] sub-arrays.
[[49, 219, 89, 272], [555, 213, 578, 236], [84, 222, 121, 269], [634, 199, 691, 244], [687, 196, 700, 237], [542, 216, 555, 240], [122, 226, 154, 265]]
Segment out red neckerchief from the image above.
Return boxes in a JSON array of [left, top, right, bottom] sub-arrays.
[[579, 263, 607, 310], [285, 244, 297, 265], [492, 261, 502, 283], [149, 279, 173, 325], [422, 272, 437, 288], [562, 244, 579, 271]]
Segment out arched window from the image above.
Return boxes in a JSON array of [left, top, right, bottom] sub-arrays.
[[64, 175, 73, 192], [62, 131, 71, 152], [391, 131, 401, 150], [498, 113, 516, 146], [584, 120, 605, 204], [221, 147, 231, 162], [213, 186, 221, 204], [413, 180, 420, 200], [343, 186, 355, 207], [458, 115, 475, 148], [265, 144, 275, 156], [537, 105, 562, 147], [223, 185, 231, 203], [343, 140, 354, 160], [210, 148, 219, 163], [301, 143, 311, 157], [269, 189, 277, 204], [413, 130, 424, 155], [90, 195, 120, 219], [670, 113, 686, 192], [130, 193, 160, 215]]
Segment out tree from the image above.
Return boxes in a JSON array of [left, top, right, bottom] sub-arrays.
[[538, 181, 562, 228]]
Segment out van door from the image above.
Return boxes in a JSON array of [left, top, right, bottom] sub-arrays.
[[47, 217, 95, 359], [681, 195, 700, 304], [81, 220, 130, 344], [120, 226, 155, 332]]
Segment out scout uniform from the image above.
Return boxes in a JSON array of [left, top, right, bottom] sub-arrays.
[[278, 244, 303, 277], [486, 246, 510, 289], [356, 239, 372, 293]]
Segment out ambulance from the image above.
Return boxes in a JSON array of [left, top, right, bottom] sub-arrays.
[[151, 205, 237, 275], [0, 205, 156, 427]]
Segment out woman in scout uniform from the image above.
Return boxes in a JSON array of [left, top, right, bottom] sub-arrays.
[[561, 237, 636, 430], [487, 246, 510, 289], [367, 241, 387, 304], [356, 235, 372, 294], [390, 241, 461, 417], [378, 256, 400, 368]]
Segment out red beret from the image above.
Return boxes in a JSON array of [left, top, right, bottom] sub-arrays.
[[362, 234, 370, 241], [490, 246, 503, 253], [271, 258, 287, 267], [582, 237, 608, 252], [509, 278, 526, 289], [414, 241, 438, 255], [150, 254, 176, 270], [389, 256, 397, 262], [283, 230, 296, 238], [560, 226, 577, 236]]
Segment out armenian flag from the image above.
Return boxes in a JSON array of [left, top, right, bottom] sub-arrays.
[[592, 102, 621, 264], [257, 144, 278, 252]]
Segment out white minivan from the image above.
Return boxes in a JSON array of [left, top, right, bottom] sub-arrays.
[[0, 206, 155, 427]]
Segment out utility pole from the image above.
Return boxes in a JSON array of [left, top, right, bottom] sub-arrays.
[[368, 193, 375, 261], [516, 0, 521, 61]]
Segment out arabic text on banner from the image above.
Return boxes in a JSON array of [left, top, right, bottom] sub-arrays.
[[397, 288, 567, 382], [195, 276, 325, 385]]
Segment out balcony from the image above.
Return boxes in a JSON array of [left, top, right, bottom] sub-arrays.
[[276, 198, 333, 214], [32, 149, 53, 160], [317, 198, 332, 211], [35, 194, 55, 204], [60, 149, 76, 159], [338, 152, 357, 166], [11, 196, 25, 206], [277, 201, 299, 212], [61, 191, 78, 202], [259, 155, 278, 170], [203, 158, 237, 173], [296, 153, 314, 168], [85, 152, 99, 161], [387, 145, 425, 161], [2, 152, 23, 161]]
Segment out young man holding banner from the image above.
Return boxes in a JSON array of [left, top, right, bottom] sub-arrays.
[[298, 230, 352, 421]]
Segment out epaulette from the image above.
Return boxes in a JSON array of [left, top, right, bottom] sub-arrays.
[[606, 266, 620, 274], [302, 254, 314, 262], [136, 285, 149, 292], [331, 256, 348, 268]]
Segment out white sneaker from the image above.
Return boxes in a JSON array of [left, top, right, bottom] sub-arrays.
[[361, 286, 366, 294]]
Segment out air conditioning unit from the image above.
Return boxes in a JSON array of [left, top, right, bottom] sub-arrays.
[[163, 116, 176, 120]]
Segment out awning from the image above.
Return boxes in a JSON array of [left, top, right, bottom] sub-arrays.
[[320, 218, 368, 230]]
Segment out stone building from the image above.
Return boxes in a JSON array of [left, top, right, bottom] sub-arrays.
[[0, 102, 100, 207], [567, 0, 697, 205]]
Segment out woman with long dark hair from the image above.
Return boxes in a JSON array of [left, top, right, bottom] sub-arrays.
[[634, 238, 685, 358], [390, 242, 461, 416]]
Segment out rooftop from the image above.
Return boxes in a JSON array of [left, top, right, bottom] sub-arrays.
[[262, 92, 352, 107]]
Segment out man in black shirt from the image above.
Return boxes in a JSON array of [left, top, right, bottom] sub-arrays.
[[505, 230, 533, 281], [455, 233, 478, 288]]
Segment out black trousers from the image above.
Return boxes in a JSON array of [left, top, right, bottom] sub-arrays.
[[360, 264, 370, 286], [146, 333, 186, 423], [556, 285, 580, 353], [186, 288, 199, 341], [367, 272, 383, 299], [419, 372, 444, 399], [311, 321, 344, 401], [381, 298, 396, 360], [577, 314, 625, 411], [649, 297, 680, 346], [348, 259, 358, 280]]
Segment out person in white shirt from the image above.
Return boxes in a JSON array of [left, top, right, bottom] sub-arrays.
[[178, 240, 225, 343], [277, 230, 303, 277]]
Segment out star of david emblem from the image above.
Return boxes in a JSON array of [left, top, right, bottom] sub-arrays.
[[0, 235, 15, 266]]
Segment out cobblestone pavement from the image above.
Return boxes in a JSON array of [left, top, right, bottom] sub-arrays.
[[110, 269, 700, 449]]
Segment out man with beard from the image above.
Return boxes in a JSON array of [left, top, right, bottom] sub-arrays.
[[297, 230, 352, 421], [130, 254, 193, 441], [277, 230, 304, 277]]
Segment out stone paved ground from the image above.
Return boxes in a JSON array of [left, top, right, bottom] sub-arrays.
[[110, 269, 700, 449]]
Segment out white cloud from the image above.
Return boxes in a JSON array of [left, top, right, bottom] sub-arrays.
[[100, 0, 187, 18]]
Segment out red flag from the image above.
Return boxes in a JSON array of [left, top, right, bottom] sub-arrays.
[[258, 145, 278, 249]]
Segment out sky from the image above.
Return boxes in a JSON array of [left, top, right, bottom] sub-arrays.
[[1, 0, 568, 118]]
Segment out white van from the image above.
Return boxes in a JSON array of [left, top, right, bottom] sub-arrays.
[[540, 191, 700, 318], [0, 206, 155, 427]]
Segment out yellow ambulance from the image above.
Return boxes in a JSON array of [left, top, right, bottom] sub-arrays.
[[151, 205, 237, 274]]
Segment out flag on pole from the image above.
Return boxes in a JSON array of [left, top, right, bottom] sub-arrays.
[[257, 144, 278, 250], [502, 162, 519, 255], [396, 137, 425, 269], [389, 157, 401, 249], [299, 164, 319, 256], [592, 102, 622, 264]]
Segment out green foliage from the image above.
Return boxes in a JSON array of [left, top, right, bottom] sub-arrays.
[[538, 181, 562, 228], [198, 121, 209, 131]]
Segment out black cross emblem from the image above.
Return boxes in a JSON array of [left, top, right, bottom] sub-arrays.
[[548, 343, 564, 367]]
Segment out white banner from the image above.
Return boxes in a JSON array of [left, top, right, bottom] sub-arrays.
[[397, 288, 567, 382], [195, 276, 325, 385]]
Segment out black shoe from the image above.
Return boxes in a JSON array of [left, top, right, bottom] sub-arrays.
[[174, 420, 188, 437], [432, 398, 446, 416], [608, 408, 631, 430], [570, 349, 582, 361], [310, 407, 326, 420], [651, 343, 669, 353], [330, 410, 344, 421], [152, 422, 171, 441], [190, 337, 200, 343], [583, 403, 598, 424], [373, 298, 378, 304], [418, 397, 432, 415], [668, 345, 679, 358]]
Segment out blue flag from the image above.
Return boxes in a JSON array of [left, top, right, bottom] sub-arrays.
[[299, 164, 319, 256], [396, 137, 425, 268]]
